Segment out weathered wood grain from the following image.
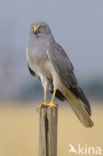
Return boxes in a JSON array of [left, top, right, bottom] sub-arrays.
[[38, 106, 58, 156]]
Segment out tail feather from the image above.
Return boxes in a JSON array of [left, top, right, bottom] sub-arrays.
[[69, 85, 91, 116], [61, 86, 94, 128]]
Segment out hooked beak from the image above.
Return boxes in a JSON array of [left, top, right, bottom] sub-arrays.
[[31, 26, 39, 34], [31, 25, 39, 34], [33, 27, 38, 34]]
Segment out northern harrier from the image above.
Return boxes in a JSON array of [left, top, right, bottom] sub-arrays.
[[26, 21, 93, 127]]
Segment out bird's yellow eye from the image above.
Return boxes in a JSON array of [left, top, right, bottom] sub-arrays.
[[39, 26, 44, 30], [31, 25, 34, 30]]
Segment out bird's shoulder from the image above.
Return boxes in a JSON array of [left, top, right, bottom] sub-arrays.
[[48, 42, 68, 56], [47, 42, 74, 71]]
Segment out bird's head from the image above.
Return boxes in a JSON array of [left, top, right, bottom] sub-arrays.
[[30, 21, 51, 37]]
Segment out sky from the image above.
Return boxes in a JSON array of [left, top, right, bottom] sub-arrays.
[[0, 0, 103, 100], [1, 0, 103, 75]]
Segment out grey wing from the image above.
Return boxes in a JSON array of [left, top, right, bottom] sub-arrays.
[[27, 64, 36, 77], [26, 48, 66, 101], [47, 43, 91, 116], [26, 49, 36, 77]]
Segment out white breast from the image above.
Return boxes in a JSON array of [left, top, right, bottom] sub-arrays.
[[43, 60, 63, 90]]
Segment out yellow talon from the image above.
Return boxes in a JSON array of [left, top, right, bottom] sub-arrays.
[[36, 89, 57, 109], [36, 103, 48, 109], [47, 102, 57, 107], [36, 91, 48, 109], [47, 89, 57, 107]]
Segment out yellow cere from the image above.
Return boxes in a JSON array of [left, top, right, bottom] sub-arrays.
[[34, 27, 37, 32], [39, 26, 44, 30]]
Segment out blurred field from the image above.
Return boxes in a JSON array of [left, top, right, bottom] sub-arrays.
[[0, 103, 103, 156]]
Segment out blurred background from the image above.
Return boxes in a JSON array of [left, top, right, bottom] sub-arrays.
[[0, 0, 103, 156], [0, 0, 103, 103]]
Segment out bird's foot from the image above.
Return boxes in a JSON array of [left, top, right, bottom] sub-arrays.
[[47, 102, 57, 107], [36, 103, 48, 109]]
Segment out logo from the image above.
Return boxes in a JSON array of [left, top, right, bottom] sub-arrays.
[[69, 144, 102, 155]]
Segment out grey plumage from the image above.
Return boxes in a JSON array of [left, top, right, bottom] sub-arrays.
[[47, 43, 91, 115], [27, 64, 35, 76], [28, 64, 66, 101], [26, 21, 94, 127]]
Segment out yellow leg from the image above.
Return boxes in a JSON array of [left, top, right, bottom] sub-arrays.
[[47, 90, 57, 107], [36, 91, 48, 109], [43, 91, 47, 105]]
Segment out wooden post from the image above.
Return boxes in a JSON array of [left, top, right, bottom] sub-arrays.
[[38, 106, 58, 156]]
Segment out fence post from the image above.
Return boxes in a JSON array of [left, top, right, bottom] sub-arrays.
[[38, 106, 58, 156]]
